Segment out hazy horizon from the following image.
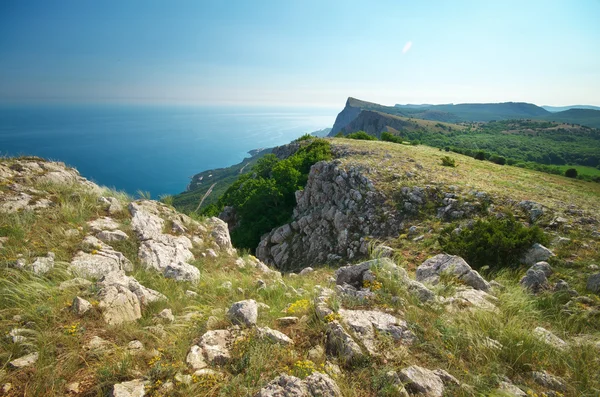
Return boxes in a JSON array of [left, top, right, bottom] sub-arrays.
[[1, 0, 599, 107]]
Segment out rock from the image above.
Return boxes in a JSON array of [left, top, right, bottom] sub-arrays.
[[185, 290, 198, 298], [416, 254, 490, 291], [533, 327, 567, 350], [335, 258, 394, 288], [65, 382, 80, 394], [314, 287, 335, 320], [174, 372, 192, 385], [520, 262, 553, 293], [496, 381, 527, 396], [87, 217, 120, 233], [325, 321, 364, 365], [277, 316, 299, 326], [531, 371, 567, 392], [97, 229, 129, 242], [254, 373, 342, 397], [432, 369, 460, 386], [587, 273, 600, 293], [9, 352, 38, 368], [2, 383, 12, 394], [399, 365, 445, 397], [72, 296, 92, 315], [258, 327, 294, 345], [308, 345, 325, 361], [97, 285, 142, 325], [338, 309, 415, 354], [70, 240, 133, 279], [519, 200, 544, 222], [156, 308, 175, 323], [85, 336, 111, 352], [193, 368, 223, 377], [381, 371, 410, 397], [112, 379, 147, 397], [127, 340, 144, 354], [227, 299, 258, 327], [299, 267, 314, 276], [408, 226, 419, 236], [59, 277, 93, 290], [186, 345, 207, 370], [207, 216, 234, 252], [30, 252, 55, 275], [521, 243, 554, 266], [98, 196, 123, 215], [206, 248, 218, 258], [446, 288, 498, 312], [8, 328, 30, 344], [163, 262, 200, 283], [200, 329, 232, 365], [221, 281, 233, 290], [372, 245, 395, 258], [98, 270, 166, 306]]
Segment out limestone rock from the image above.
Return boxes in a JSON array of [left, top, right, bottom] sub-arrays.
[[98, 285, 141, 325], [399, 365, 445, 397], [127, 340, 144, 354], [207, 216, 234, 252], [446, 288, 498, 312], [59, 277, 92, 290], [335, 258, 394, 288], [531, 371, 567, 392], [521, 243, 554, 266], [98, 196, 123, 215], [299, 267, 314, 276], [70, 240, 133, 279], [338, 309, 415, 354], [72, 296, 92, 315], [156, 308, 175, 323], [533, 327, 567, 351], [85, 336, 111, 352], [325, 321, 364, 365], [496, 381, 527, 396], [227, 299, 258, 327], [186, 345, 207, 370], [258, 327, 294, 345], [98, 270, 166, 306], [254, 373, 341, 397], [30, 252, 55, 275], [277, 316, 299, 326], [97, 229, 129, 242], [200, 329, 232, 365], [87, 217, 120, 233], [9, 352, 38, 368], [65, 382, 80, 394], [417, 254, 490, 291], [112, 379, 147, 397]]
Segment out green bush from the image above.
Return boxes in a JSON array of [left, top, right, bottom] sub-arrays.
[[489, 155, 506, 165], [204, 139, 332, 251], [565, 168, 578, 178], [438, 215, 548, 270], [474, 151, 486, 160], [440, 156, 456, 167], [295, 133, 313, 142], [380, 132, 403, 143], [346, 131, 377, 141]]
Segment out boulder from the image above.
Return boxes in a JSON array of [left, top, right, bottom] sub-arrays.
[[531, 371, 567, 392], [199, 329, 232, 365], [186, 345, 207, 370], [227, 299, 258, 327], [533, 327, 567, 351], [325, 321, 364, 365], [207, 216, 234, 252], [335, 258, 394, 288], [30, 252, 55, 275], [446, 288, 498, 312], [70, 238, 133, 279], [399, 365, 445, 397], [416, 254, 490, 291], [521, 243, 554, 266], [97, 285, 141, 325], [338, 309, 415, 354], [87, 217, 120, 233], [258, 327, 294, 345], [72, 296, 92, 315], [299, 267, 314, 276], [98, 270, 166, 306], [98, 196, 123, 215], [277, 316, 299, 326], [112, 379, 147, 397], [254, 373, 341, 397], [520, 262, 553, 293]]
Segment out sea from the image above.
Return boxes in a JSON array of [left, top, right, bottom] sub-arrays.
[[0, 104, 336, 198]]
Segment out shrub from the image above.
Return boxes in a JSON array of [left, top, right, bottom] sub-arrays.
[[438, 215, 548, 270], [380, 132, 403, 143], [295, 133, 313, 142], [565, 168, 578, 178], [440, 156, 456, 167], [346, 131, 377, 141], [474, 151, 486, 160], [489, 155, 506, 165]]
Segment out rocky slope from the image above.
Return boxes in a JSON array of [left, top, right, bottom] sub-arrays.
[[1, 151, 600, 397]]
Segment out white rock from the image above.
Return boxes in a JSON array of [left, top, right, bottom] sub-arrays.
[[96, 229, 129, 242], [112, 379, 147, 397], [299, 267, 314, 276], [399, 365, 445, 397], [156, 308, 175, 323], [417, 254, 490, 291], [200, 329, 232, 365], [72, 296, 92, 315], [258, 327, 294, 345], [533, 327, 567, 351], [186, 345, 207, 370], [521, 243, 554, 266], [87, 217, 120, 233], [9, 352, 38, 368], [97, 285, 141, 325], [227, 299, 258, 327]]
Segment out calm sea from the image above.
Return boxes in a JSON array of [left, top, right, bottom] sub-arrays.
[[0, 104, 336, 197]]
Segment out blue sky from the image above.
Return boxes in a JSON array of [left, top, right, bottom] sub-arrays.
[[1, 0, 599, 107]]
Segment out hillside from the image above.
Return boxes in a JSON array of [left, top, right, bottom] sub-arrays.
[[543, 105, 600, 112], [1, 144, 600, 397]]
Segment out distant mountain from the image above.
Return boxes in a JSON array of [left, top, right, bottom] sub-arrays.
[[309, 127, 332, 137], [543, 105, 600, 112], [329, 97, 600, 136]]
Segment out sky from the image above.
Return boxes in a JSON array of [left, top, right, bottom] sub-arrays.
[[1, 0, 599, 108]]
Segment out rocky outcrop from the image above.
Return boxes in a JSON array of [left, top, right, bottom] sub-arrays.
[[398, 365, 446, 397], [329, 97, 369, 136], [416, 254, 490, 291], [257, 161, 401, 270], [71, 235, 133, 279], [254, 373, 342, 397]]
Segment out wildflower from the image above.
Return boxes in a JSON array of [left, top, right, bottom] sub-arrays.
[[286, 299, 311, 315]]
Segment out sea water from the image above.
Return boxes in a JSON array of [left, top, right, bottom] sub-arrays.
[[0, 104, 335, 197]]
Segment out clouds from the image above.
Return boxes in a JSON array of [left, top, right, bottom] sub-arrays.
[[402, 41, 413, 54]]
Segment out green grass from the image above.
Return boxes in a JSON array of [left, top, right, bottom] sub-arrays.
[[555, 164, 600, 177]]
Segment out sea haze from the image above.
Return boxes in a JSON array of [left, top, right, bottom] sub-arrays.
[[0, 104, 336, 197]]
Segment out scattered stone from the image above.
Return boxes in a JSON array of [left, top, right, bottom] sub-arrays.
[[97, 284, 141, 325], [413, 235, 425, 242], [185, 290, 198, 297], [221, 281, 232, 289], [9, 352, 38, 368], [8, 328, 30, 344], [156, 308, 175, 323], [85, 336, 111, 352], [96, 229, 129, 242], [257, 279, 266, 289], [381, 371, 410, 397], [521, 243, 554, 266], [174, 372, 193, 385], [254, 372, 342, 397], [432, 369, 460, 386], [72, 296, 92, 315], [65, 382, 80, 394], [186, 345, 207, 370], [30, 252, 55, 275], [520, 262, 552, 293], [98, 270, 166, 306], [496, 381, 527, 396], [326, 321, 364, 365], [193, 368, 223, 377], [127, 340, 144, 353], [277, 316, 299, 326], [308, 345, 325, 361], [417, 254, 490, 291], [227, 299, 258, 327], [372, 245, 395, 258], [533, 327, 568, 351], [98, 196, 123, 215], [200, 329, 232, 365], [59, 277, 93, 290], [587, 273, 600, 293], [531, 371, 567, 392], [2, 383, 12, 394], [206, 248, 218, 258], [257, 302, 270, 310], [299, 267, 314, 276], [258, 327, 294, 345], [588, 264, 599, 271], [399, 365, 445, 397], [112, 379, 147, 397]]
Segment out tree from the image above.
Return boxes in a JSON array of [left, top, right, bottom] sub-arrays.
[[474, 151, 486, 160], [565, 168, 578, 178]]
